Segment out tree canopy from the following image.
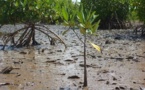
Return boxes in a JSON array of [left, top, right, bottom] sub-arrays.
[[0, 0, 60, 24], [0, 0, 145, 28], [81, 0, 130, 29]]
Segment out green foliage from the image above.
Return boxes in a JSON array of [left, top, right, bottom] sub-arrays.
[[124, 0, 138, 21], [0, 0, 81, 25], [0, 0, 60, 24], [59, 3, 100, 35], [0, 0, 143, 26], [134, 0, 145, 23], [81, 0, 130, 29], [60, 5, 78, 27], [59, 4, 100, 87], [56, 0, 79, 27], [77, 7, 100, 34]]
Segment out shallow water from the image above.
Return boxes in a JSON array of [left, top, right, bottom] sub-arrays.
[[0, 25, 145, 90]]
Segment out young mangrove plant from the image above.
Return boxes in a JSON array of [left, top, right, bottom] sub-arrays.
[[77, 6, 101, 88], [59, 3, 101, 88]]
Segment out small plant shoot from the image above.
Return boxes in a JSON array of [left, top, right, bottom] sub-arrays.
[[59, 3, 101, 88]]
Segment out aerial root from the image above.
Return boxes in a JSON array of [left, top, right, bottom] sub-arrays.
[[1, 24, 67, 50], [133, 24, 145, 36]]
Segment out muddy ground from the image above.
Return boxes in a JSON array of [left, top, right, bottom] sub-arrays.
[[0, 25, 145, 90]]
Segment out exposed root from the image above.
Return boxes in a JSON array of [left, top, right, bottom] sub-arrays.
[[35, 24, 67, 48], [1, 24, 66, 50], [133, 24, 145, 36]]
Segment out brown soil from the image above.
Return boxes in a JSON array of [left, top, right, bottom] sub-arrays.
[[0, 25, 145, 90]]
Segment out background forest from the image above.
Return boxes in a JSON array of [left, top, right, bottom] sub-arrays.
[[0, 0, 145, 29]]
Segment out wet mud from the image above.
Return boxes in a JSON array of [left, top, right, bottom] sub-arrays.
[[0, 25, 145, 90]]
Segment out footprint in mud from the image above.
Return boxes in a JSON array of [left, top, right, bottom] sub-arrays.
[[59, 87, 71, 90], [68, 75, 80, 79], [64, 59, 76, 64]]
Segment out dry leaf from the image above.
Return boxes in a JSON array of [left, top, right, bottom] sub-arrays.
[[89, 41, 101, 52]]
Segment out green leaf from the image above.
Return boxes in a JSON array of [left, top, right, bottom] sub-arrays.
[[63, 21, 69, 26], [91, 14, 98, 23], [14, 1, 19, 7], [86, 9, 92, 21], [85, 22, 91, 29], [62, 6, 68, 21], [77, 7, 85, 23], [91, 20, 100, 33], [23, 0, 27, 6], [79, 23, 85, 28], [81, 8, 85, 22]]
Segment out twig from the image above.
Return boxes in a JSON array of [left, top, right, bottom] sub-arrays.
[[36, 24, 67, 49], [72, 28, 84, 43], [15, 27, 30, 46]]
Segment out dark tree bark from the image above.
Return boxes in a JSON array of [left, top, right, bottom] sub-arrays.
[[83, 34, 88, 87], [1, 23, 66, 50]]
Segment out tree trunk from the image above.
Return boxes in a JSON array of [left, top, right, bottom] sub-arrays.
[[83, 34, 87, 87], [32, 24, 39, 45]]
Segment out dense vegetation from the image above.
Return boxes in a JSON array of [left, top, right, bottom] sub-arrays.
[[81, 0, 130, 29], [0, 0, 59, 24], [134, 0, 145, 23], [130, 0, 145, 35], [0, 0, 144, 28]]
